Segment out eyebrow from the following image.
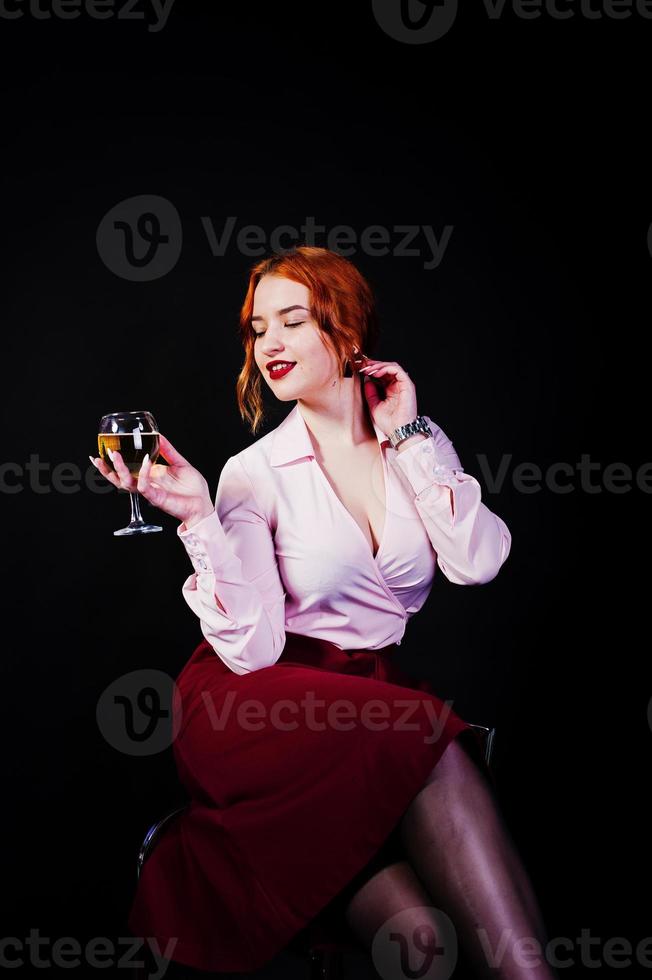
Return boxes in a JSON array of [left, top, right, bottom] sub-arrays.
[[251, 305, 311, 322]]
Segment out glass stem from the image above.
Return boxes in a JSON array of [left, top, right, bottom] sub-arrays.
[[129, 492, 145, 526]]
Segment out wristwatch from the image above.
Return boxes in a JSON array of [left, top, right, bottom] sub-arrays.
[[388, 415, 432, 450]]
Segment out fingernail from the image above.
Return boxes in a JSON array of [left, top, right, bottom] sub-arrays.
[[143, 453, 149, 465], [88, 455, 96, 467], [107, 448, 114, 461]]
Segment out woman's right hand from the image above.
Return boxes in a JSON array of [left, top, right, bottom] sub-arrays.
[[89, 434, 215, 529]]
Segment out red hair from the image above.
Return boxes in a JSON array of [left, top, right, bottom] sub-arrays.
[[235, 245, 381, 435]]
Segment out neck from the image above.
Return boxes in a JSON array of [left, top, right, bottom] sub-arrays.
[[297, 377, 377, 451]]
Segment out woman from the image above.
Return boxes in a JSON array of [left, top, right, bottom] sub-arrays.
[[93, 246, 555, 978]]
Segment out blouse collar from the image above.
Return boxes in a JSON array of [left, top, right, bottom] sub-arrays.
[[270, 403, 390, 467]]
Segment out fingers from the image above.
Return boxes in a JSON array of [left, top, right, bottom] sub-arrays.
[[359, 360, 409, 384], [360, 360, 388, 376], [137, 452, 164, 506], [360, 365, 391, 385], [360, 359, 401, 371], [109, 449, 141, 490], [90, 450, 164, 501], [157, 434, 189, 466], [89, 455, 123, 489], [90, 451, 157, 494]]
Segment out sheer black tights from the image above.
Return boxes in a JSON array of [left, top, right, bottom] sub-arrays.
[[342, 735, 559, 979]]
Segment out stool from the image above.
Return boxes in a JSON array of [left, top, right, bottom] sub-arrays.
[[132, 723, 496, 978]]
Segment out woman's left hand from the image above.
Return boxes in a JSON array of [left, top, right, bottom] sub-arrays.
[[358, 357, 419, 437]]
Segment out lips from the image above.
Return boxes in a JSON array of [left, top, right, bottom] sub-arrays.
[[267, 362, 297, 380]]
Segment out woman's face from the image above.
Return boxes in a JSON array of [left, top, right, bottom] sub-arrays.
[[252, 275, 342, 401]]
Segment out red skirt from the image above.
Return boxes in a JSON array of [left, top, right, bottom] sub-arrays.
[[127, 631, 492, 973]]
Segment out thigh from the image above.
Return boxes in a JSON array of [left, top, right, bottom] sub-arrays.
[[424, 728, 496, 795], [341, 858, 440, 947]]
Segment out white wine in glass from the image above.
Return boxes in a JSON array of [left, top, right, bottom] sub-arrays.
[[98, 410, 163, 536]]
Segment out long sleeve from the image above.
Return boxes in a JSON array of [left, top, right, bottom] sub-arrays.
[[393, 416, 512, 586], [176, 454, 287, 674]]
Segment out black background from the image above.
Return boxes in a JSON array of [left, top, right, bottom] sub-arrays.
[[1, 1, 649, 976]]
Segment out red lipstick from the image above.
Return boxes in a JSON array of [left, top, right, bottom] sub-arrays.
[[266, 361, 297, 379]]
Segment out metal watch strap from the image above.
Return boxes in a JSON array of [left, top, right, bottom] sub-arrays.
[[388, 415, 431, 450]]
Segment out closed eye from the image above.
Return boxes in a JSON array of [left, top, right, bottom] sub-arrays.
[[253, 321, 304, 338]]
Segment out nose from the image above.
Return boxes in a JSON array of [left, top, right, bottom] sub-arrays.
[[259, 327, 288, 358]]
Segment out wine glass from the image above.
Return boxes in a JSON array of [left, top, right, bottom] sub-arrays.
[[98, 410, 163, 536]]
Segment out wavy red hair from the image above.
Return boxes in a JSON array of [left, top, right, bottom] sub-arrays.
[[235, 245, 381, 435]]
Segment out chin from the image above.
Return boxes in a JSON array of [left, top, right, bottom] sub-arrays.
[[264, 367, 305, 402]]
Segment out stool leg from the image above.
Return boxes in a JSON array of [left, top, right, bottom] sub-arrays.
[[309, 949, 345, 980]]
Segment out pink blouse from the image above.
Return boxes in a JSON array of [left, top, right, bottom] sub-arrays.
[[177, 404, 512, 675]]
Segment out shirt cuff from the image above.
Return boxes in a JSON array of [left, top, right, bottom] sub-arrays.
[[177, 510, 229, 576], [393, 436, 463, 497]]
